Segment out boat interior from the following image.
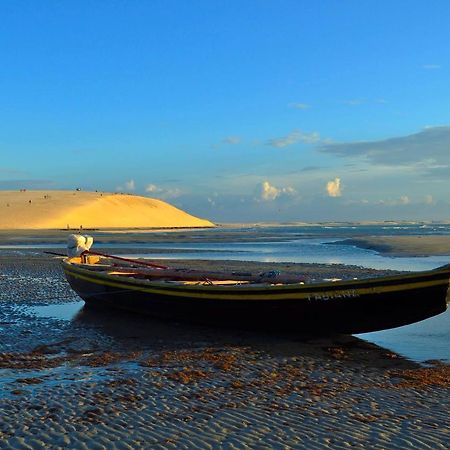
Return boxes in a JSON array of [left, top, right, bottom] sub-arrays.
[[67, 255, 310, 287]]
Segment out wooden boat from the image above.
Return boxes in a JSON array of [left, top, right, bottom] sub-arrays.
[[62, 255, 450, 334]]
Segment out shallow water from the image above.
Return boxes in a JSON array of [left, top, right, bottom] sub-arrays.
[[3, 223, 450, 272], [356, 308, 450, 363], [122, 238, 450, 272], [30, 301, 85, 321], [26, 300, 450, 364], [5, 224, 450, 364]]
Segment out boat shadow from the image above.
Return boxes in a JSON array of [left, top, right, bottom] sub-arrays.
[[71, 303, 419, 369]]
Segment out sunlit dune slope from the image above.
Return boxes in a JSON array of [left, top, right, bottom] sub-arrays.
[[0, 191, 214, 229]]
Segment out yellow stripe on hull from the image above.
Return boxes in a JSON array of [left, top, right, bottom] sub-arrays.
[[63, 264, 450, 302]]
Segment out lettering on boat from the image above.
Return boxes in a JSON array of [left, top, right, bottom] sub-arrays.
[[307, 289, 359, 301]]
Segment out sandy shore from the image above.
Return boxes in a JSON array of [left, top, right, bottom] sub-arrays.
[[0, 228, 290, 246], [3, 228, 450, 260], [340, 236, 450, 257], [0, 253, 449, 448]]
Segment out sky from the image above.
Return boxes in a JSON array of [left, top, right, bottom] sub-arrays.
[[1, 0, 450, 222]]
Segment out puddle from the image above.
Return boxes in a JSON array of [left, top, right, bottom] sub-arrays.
[[357, 308, 450, 363], [22, 300, 450, 364], [29, 301, 85, 321]]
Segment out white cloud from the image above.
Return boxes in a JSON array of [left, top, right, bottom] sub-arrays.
[[343, 98, 364, 106], [116, 179, 135, 192], [258, 181, 296, 201], [267, 130, 321, 148], [164, 189, 182, 198], [422, 64, 441, 70], [222, 136, 241, 145], [376, 196, 411, 206], [145, 183, 182, 199], [424, 194, 435, 205], [288, 103, 310, 110], [260, 181, 280, 200], [326, 177, 342, 197], [344, 198, 370, 206], [343, 98, 389, 106]]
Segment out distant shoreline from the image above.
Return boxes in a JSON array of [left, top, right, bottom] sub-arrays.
[[216, 221, 450, 228], [2, 228, 450, 258], [338, 236, 450, 257]]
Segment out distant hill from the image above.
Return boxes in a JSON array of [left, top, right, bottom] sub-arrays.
[[0, 190, 214, 229]]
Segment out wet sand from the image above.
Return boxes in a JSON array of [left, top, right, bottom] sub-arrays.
[[340, 236, 450, 257], [0, 228, 291, 245], [1, 253, 449, 448], [3, 229, 450, 260]]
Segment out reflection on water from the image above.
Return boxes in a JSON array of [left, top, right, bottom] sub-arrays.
[[29, 301, 85, 320], [16, 224, 450, 364], [3, 226, 450, 272], [27, 299, 449, 364], [356, 308, 450, 363], [70, 305, 418, 369], [122, 239, 450, 272]]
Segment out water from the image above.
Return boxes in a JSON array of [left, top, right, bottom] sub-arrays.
[[6, 223, 450, 363], [4, 223, 450, 269], [30, 301, 85, 321], [4, 224, 450, 272], [119, 238, 449, 272], [356, 311, 450, 363], [114, 224, 450, 363], [27, 300, 450, 364]]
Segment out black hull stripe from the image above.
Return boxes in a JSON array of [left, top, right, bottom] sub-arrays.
[[64, 265, 450, 302], [63, 262, 450, 293]]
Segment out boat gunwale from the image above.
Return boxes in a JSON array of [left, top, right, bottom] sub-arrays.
[[62, 258, 450, 300]]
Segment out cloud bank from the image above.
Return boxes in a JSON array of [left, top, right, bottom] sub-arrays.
[[267, 130, 321, 148], [319, 126, 450, 172]]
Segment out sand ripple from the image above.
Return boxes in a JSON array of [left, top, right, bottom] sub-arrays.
[[0, 253, 449, 448]]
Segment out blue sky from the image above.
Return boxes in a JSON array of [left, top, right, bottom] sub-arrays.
[[1, 1, 450, 222]]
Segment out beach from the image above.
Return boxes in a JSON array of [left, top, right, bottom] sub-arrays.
[[3, 222, 450, 258], [1, 250, 449, 449], [3, 2, 450, 447]]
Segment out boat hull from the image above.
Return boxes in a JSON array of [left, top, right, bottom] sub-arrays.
[[62, 261, 450, 334]]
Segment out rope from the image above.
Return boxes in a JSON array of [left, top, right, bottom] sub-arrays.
[[43, 250, 169, 270], [86, 250, 169, 270]]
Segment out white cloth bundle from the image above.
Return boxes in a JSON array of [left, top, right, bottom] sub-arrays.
[[67, 234, 94, 257]]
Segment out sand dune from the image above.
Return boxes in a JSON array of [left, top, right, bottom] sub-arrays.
[[0, 190, 214, 229]]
